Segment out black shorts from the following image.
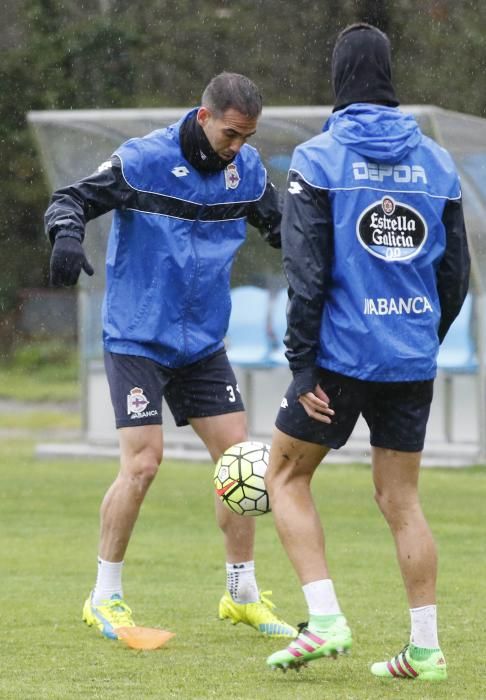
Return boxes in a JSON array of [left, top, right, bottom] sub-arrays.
[[104, 349, 245, 429], [276, 368, 434, 453]]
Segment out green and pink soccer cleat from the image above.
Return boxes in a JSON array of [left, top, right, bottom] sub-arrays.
[[371, 643, 447, 681], [266, 615, 352, 671]]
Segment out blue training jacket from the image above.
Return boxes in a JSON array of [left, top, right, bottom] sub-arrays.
[[45, 109, 281, 368], [104, 112, 267, 366], [282, 103, 470, 392]]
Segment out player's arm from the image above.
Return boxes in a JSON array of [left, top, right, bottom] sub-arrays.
[[436, 197, 471, 342], [246, 180, 282, 248], [282, 170, 334, 419], [45, 156, 134, 286]]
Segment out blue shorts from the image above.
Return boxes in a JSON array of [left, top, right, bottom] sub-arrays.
[[276, 368, 434, 452], [104, 349, 244, 429]]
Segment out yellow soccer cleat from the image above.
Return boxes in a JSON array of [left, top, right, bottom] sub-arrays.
[[82, 592, 136, 640], [219, 590, 297, 638]]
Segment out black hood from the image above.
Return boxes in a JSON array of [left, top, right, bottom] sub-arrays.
[[332, 24, 399, 112]]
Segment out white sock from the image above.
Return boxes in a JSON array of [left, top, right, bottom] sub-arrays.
[[302, 579, 341, 616], [410, 604, 439, 648], [226, 561, 259, 604], [92, 557, 124, 605]]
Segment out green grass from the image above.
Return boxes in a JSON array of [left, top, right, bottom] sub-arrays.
[[0, 338, 80, 402], [0, 409, 80, 431], [0, 366, 79, 403], [1, 438, 485, 699]]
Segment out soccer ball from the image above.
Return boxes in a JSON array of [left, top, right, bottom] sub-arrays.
[[214, 441, 271, 516]]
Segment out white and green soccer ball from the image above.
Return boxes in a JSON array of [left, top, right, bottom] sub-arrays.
[[214, 441, 271, 516]]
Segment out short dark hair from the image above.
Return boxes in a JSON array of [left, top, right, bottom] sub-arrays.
[[201, 72, 263, 119]]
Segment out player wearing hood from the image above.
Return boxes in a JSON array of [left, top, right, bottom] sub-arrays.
[[265, 24, 469, 680]]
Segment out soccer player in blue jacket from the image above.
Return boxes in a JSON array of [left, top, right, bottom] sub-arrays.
[[45, 72, 297, 641], [265, 25, 470, 680]]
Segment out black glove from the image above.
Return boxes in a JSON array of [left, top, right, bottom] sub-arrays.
[[50, 235, 94, 286]]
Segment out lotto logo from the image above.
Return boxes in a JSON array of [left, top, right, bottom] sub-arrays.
[[172, 165, 189, 177]]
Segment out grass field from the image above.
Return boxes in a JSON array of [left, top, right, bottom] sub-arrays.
[[0, 338, 79, 402], [1, 437, 485, 699], [0, 367, 79, 403]]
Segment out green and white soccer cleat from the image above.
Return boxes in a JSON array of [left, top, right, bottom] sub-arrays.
[[371, 644, 447, 681], [266, 615, 352, 670], [219, 590, 297, 638], [82, 592, 136, 640]]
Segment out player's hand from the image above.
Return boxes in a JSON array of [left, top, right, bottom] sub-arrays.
[[50, 235, 94, 286], [298, 383, 334, 423]]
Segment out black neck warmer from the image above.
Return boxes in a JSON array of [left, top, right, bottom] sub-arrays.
[[179, 111, 234, 172], [332, 24, 399, 112]]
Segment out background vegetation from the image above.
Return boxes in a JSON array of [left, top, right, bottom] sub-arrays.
[[1, 0, 486, 332]]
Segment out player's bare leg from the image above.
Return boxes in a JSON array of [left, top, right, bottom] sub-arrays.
[[191, 411, 255, 560], [265, 429, 351, 669], [83, 424, 163, 640], [265, 429, 330, 583], [190, 413, 296, 637], [372, 447, 437, 606], [99, 424, 163, 562], [370, 447, 446, 680]]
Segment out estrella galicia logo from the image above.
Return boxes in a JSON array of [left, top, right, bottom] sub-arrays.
[[356, 196, 427, 262]]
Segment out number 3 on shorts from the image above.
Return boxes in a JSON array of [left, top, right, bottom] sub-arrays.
[[226, 384, 239, 402]]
